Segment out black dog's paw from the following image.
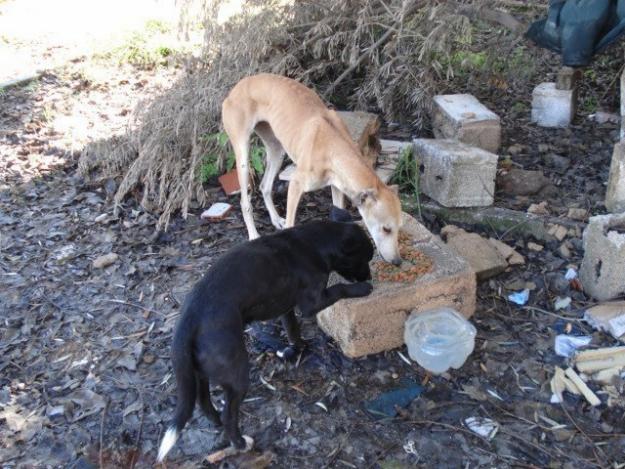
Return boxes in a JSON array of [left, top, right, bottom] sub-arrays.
[[347, 282, 373, 297], [276, 345, 297, 360]]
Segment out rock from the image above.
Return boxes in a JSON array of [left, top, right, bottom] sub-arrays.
[[588, 112, 619, 124], [567, 208, 588, 221], [414, 139, 498, 207], [92, 253, 118, 269], [431, 94, 501, 153], [336, 111, 381, 168], [543, 153, 571, 171], [527, 242, 543, 252], [278, 164, 296, 182], [507, 144, 525, 156], [579, 213, 625, 301], [545, 272, 570, 294], [317, 213, 476, 358], [559, 243, 571, 258], [527, 202, 550, 216], [531, 82, 575, 128], [488, 238, 525, 265], [606, 141, 625, 213], [444, 228, 508, 280], [548, 224, 569, 242], [497, 168, 551, 196]]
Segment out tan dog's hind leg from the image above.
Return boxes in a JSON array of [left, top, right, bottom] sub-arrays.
[[255, 122, 286, 229], [331, 185, 346, 209], [285, 177, 304, 228], [234, 140, 260, 239]]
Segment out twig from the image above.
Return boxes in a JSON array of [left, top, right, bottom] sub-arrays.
[[99, 399, 110, 469], [101, 298, 163, 317], [323, 0, 426, 97], [559, 403, 608, 466], [522, 306, 584, 323]]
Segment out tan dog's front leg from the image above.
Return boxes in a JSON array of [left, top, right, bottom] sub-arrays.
[[331, 185, 346, 209], [235, 142, 260, 240], [285, 178, 304, 228]]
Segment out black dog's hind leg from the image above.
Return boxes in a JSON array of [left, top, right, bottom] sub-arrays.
[[281, 310, 305, 349], [196, 374, 222, 426], [298, 282, 373, 317], [222, 380, 248, 450]]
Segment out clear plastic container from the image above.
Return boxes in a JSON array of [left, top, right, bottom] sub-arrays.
[[404, 307, 477, 374]]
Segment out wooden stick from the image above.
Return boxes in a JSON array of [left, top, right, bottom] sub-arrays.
[[564, 368, 601, 407], [205, 436, 254, 464], [574, 347, 625, 373]]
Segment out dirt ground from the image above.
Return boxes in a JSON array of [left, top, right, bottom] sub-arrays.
[[2, 5, 625, 468]]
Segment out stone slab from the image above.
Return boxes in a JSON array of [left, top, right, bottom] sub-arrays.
[[336, 111, 381, 168], [432, 94, 501, 153], [413, 138, 498, 207], [317, 213, 476, 358], [442, 228, 508, 280], [531, 82, 575, 128]]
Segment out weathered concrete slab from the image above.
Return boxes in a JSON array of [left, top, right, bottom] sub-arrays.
[[606, 141, 625, 213], [532, 82, 575, 128], [414, 139, 498, 207], [432, 94, 501, 153], [336, 111, 381, 168], [580, 213, 625, 301], [442, 227, 508, 280], [317, 213, 476, 358]]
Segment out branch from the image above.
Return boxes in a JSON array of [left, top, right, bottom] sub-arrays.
[[454, 3, 527, 35]]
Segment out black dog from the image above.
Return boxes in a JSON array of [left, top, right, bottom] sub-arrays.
[[157, 208, 373, 462]]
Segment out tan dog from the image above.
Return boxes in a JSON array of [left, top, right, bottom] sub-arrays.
[[222, 73, 402, 264]]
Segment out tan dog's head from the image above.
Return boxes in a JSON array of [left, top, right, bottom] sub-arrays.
[[354, 184, 402, 265]]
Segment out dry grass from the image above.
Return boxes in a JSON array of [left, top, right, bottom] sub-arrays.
[[78, 0, 537, 230]]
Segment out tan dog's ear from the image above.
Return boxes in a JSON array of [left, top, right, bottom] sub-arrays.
[[388, 184, 399, 195], [355, 188, 377, 207]]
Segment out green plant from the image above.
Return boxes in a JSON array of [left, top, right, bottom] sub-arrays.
[[390, 146, 421, 219], [581, 95, 598, 114], [198, 132, 265, 183]]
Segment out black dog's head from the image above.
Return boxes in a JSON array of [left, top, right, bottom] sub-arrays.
[[329, 206, 374, 282]]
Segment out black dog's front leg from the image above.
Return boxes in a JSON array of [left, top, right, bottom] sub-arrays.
[[298, 282, 373, 317]]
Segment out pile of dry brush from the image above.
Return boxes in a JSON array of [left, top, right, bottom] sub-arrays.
[[79, 0, 536, 229]]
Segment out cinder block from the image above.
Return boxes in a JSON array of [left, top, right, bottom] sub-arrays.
[[317, 213, 476, 358], [531, 82, 575, 128], [432, 94, 501, 153], [579, 213, 625, 301], [606, 141, 625, 213], [413, 139, 498, 207]]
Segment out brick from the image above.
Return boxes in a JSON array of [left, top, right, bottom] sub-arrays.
[[432, 94, 501, 153], [579, 213, 625, 301], [531, 82, 575, 128], [414, 139, 498, 207], [606, 141, 625, 213], [317, 213, 476, 358]]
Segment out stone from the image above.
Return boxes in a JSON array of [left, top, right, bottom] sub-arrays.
[[375, 139, 412, 184], [556, 66, 581, 91], [621, 68, 625, 140], [336, 111, 381, 168], [527, 202, 550, 216], [559, 243, 572, 258], [548, 224, 569, 242], [444, 229, 508, 280], [431, 94, 501, 153], [527, 242, 544, 252], [531, 82, 575, 128], [413, 139, 498, 207], [579, 213, 625, 301], [278, 164, 296, 182], [588, 112, 619, 125], [606, 141, 625, 213], [488, 238, 525, 265], [93, 253, 118, 269], [567, 208, 588, 221], [497, 168, 551, 196], [543, 153, 571, 171], [317, 213, 476, 358]]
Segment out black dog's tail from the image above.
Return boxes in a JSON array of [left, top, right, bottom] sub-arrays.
[[157, 326, 197, 463]]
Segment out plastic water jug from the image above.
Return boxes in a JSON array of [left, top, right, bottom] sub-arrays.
[[404, 307, 477, 374]]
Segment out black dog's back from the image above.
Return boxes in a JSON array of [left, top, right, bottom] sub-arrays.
[[158, 219, 373, 462]]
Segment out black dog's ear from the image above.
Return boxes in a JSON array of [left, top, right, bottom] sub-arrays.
[[330, 205, 353, 223]]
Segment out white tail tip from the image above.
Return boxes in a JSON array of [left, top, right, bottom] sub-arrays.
[[157, 427, 178, 463]]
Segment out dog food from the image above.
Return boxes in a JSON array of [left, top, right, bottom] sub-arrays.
[[373, 232, 433, 282]]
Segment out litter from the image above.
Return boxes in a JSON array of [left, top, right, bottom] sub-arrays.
[[554, 296, 572, 310], [205, 435, 254, 464], [584, 302, 625, 341], [464, 417, 499, 440], [554, 334, 592, 358], [564, 268, 577, 280], [508, 289, 530, 305], [200, 202, 232, 221], [564, 367, 601, 406], [364, 380, 424, 419]]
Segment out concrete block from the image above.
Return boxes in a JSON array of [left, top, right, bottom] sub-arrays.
[[375, 139, 412, 184], [413, 139, 498, 207], [317, 213, 476, 358], [620, 68, 625, 140], [432, 94, 501, 153], [531, 82, 575, 128], [606, 141, 625, 213], [579, 213, 625, 301]]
